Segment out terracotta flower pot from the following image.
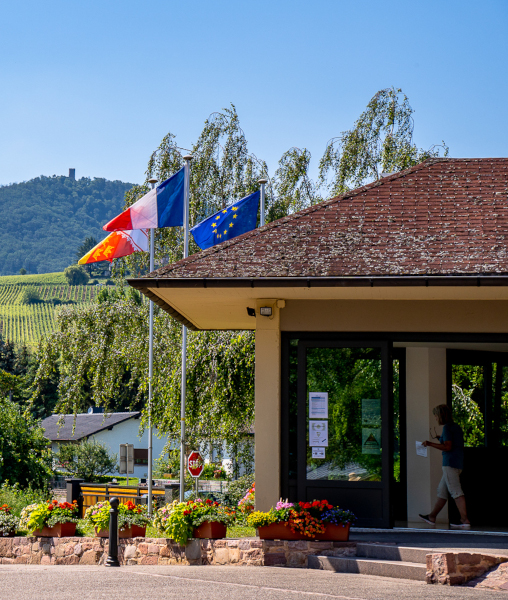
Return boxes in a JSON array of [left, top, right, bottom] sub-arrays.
[[192, 521, 227, 539], [257, 522, 302, 540], [33, 522, 76, 537], [314, 522, 350, 541], [94, 525, 146, 538]]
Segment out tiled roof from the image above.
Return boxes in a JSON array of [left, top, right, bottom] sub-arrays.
[[145, 158, 508, 279], [41, 412, 140, 441]]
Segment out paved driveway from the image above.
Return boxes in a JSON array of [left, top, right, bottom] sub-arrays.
[[0, 565, 504, 600]]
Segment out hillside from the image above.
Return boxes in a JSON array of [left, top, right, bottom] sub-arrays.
[[0, 175, 134, 276], [0, 272, 101, 346]]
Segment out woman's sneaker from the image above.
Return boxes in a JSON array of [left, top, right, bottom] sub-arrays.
[[419, 514, 435, 525], [450, 522, 471, 528]]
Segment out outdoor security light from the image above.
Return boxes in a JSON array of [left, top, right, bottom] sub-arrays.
[[260, 306, 272, 316]]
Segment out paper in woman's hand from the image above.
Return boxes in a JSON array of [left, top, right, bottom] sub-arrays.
[[416, 441, 428, 457]]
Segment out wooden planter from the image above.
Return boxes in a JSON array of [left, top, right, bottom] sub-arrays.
[[192, 521, 227, 539], [94, 525, 147, 538], [258, 521, 350, 541], [315, 522, 350, 541], [257, 522, 302, 540], [34, 522, 77, 537]]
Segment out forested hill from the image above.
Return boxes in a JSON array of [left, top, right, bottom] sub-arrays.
[[0, 175, 134, 275]]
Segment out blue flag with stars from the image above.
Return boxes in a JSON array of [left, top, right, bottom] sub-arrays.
[[191, 191, 260, 250]]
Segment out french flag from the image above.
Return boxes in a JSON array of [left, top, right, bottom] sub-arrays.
[[103, 167, 185, 231]]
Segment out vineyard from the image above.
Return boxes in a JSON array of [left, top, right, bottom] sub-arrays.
[[0, 272, 101, 346]]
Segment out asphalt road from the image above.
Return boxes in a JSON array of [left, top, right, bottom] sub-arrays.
[[0, 565, 504, 600]]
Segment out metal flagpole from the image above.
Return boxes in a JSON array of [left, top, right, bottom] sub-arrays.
[[180, 155, 193, 502], [147, 177, 158, 516], [258, 178, 267, 226]]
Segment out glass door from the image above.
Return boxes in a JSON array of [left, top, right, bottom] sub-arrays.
[[292, 339, 393, 528]]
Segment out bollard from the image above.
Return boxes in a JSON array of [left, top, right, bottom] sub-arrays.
[[105, 497, 120, 567]]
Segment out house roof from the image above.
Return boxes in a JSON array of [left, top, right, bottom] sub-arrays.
[[127, 158, 508, 330], [41, 412, 140, 441]]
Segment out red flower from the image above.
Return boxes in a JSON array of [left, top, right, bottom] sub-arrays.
[[47, 505, 53, 511]]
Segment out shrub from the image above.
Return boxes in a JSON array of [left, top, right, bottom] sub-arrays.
[[224, 473, 255, 509], [0, 483, 50, 518], [0, 504, 18, 536], [55, 439, 117, 481], [105, 279, 115, 286], [19, 287, 41, 304], [90, 279, 99, 285], [64, 265, 89, 286], [19, 268, 27, 275]]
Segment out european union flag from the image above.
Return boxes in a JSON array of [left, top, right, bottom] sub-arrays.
[[191, 191, 260, 250]]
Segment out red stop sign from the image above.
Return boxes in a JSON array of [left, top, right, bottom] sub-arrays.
[[187, 451, 204, 477]]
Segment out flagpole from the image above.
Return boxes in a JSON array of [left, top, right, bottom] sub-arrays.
[[258, 178, 267, 226], [180, 155, 193, 502], [147, 177, 158, 516]]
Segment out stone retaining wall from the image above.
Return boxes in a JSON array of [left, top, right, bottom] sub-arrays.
[[0, 536, 356, 567], [426, 552, 508, 585]]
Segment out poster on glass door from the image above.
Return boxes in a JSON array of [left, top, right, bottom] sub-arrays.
[[309, 420, 328, 446], [309, 392, 328, 419]]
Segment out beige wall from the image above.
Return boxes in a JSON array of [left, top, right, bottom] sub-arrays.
[[406, 348, 448, 523], [254, 300, 282, 511], [281, 300, 508, 333]]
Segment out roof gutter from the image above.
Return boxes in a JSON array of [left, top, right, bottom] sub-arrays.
[[127, 275, 508, 331]]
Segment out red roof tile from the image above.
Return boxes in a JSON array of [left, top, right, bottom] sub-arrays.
[[147, 158, 508, 279]]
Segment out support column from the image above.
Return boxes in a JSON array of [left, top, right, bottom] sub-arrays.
[[406, 347, 448, 524], [254, 299, 281, 511]]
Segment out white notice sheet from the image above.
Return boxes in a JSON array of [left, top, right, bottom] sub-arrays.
[[309, 420, 328, 447], [309, 392, 328, 419], [416, 441, 428, 457]]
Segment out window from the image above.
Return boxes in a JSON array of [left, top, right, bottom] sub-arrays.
[[134, 448, 148, 465]]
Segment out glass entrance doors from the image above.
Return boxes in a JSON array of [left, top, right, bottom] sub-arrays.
[[282, 337, 394, 528]]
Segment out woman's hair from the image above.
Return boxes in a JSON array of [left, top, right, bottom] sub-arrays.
[[433, 404, 453, 425]]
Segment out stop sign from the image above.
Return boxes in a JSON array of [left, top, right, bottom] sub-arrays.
[[187, 451, 204, 477]]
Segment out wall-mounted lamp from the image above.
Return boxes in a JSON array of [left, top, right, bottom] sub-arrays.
[[260, 306, 272, 317]]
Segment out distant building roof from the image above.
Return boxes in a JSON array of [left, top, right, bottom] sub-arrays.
[[41, 412, 140, 441]]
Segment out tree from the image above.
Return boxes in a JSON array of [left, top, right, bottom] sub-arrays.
[[19, 268, 26, 275], [76, 236, 100, 276], [54, 439, 117, 481], [0, 396, 53, 488], [318, 87, 448, 196], [64, 264, 89, 286]]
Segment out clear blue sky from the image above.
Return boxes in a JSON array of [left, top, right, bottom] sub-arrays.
[[1, 0, 506, 187]]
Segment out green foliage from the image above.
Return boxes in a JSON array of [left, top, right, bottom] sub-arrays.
[[77, 236, 105, 277], [55, 440, 118, 481], [0, 176, 133, 276], [225, 473, 255, 509], [19, 287, 41, 305], [0, 504, 18, 536], [0, 483, 50, 518], [318, 87, 449, 196], [0, 397, 53, 488], [19, 268, 26, 275], [64, 265, 89, 286]]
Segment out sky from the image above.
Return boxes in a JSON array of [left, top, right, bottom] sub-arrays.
[[0, 0, 507, 187]]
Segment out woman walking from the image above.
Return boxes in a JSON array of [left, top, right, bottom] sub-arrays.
[[419, 404, 471, 528]]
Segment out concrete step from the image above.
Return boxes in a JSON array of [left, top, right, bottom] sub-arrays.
[[308, 555, 427, 581], [356, 543, 428, 564]]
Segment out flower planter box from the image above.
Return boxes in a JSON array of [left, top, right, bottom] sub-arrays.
[[34, 522, 77, 537], [1, 532, 16, 538], [258, 521, 350, 541], [315, 522, 350, 541], [192, 521, 227, 539], [257, 522, 302, 540], [94, 525, 147, 538]]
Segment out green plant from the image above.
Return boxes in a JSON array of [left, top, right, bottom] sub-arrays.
[[20, 499, 79, 534], [153, 499, 235, 546], [0, 504, 18, 536], [19, 287, 41, 304], [64, 265, 89, 286], [55, 440, 117, 481], [83, 500, 150, 533], [0, 483, 50, 517], [225, 473, 255, 508]]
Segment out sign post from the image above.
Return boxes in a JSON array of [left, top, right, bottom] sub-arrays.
[[187, 451, 204, 499], [119, 444, 134, 485]]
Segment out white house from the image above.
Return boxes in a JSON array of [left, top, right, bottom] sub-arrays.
[[41, 408, 169, 480]]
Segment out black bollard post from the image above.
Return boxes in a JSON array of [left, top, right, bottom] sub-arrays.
[[105, 497, 120, 567]]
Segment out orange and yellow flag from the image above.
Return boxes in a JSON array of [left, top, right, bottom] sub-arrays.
[[78, 229, 148, 264]]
